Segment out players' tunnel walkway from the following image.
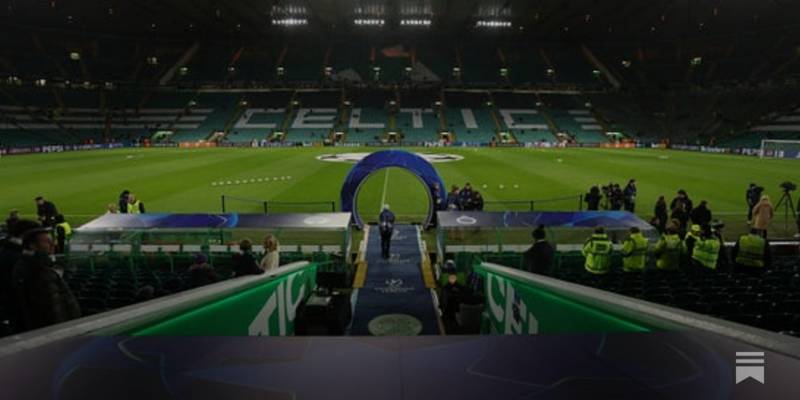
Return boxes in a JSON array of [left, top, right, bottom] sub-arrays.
[[349, 225, 439, 335]]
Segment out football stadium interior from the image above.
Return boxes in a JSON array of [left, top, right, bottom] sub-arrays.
[[1, 1, 800, 398]]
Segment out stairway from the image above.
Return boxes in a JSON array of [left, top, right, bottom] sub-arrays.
[[349, 225, 439, 336]]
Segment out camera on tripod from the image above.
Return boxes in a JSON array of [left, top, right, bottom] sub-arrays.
[[780, 181, 796, 192]]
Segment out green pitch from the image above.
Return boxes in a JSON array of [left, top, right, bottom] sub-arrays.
[[2, 147, 798, 237]]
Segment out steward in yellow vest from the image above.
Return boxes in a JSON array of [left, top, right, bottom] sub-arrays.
[[582, 227, 613, 274], [622, 227, 649, 272], [653, 224, 686, 270], [733, 229, 770, 270], [53, 214, 72, 254], [691, 226, 721, 271], [127, 193, 145, 214]]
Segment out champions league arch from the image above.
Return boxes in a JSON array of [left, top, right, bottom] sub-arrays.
[[340, 150, 447, 228]]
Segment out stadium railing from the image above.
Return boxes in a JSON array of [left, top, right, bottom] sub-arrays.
[[220, 195, 336, 213]]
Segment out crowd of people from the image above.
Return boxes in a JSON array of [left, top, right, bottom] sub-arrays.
[[445, 183, 485, 211], [584, 179, 637, 212]]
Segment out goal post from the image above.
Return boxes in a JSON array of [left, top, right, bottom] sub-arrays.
[[760, 139, 800, 159]]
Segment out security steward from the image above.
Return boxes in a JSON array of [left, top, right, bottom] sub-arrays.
[[621, 227, 649, 272], [691, 225, 721, 272], [127, 193, 145, 214], [582, 226, 613, 274], [732, 229, 770, 273], [53, 214, 72, 254], [653, 223, 686, 270]]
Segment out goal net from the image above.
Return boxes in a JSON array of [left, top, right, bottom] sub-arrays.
[[760, 140, 800, 159]]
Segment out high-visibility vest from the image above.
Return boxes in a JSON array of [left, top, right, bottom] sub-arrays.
[[622, 233, 649, 272], [128, 201, 142, 214], [692, 237, 721, 270], [654, 234, 684, 270], [55, 222, 72, 238], [735, 234, 766, 268], [582, 233, 613, 274]]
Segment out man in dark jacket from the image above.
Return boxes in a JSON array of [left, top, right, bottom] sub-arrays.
[[379, 205, 396, 259], [12, 227, 81, 332], [585, 186, 601, 211], [35, 196, 59, 227], [654, 196, 669, 233], [1, 220, 41, 331], [670, 189, 693, 215], [232, 239, 264, 277], [690, 200, 713, 227], [745, 183, 763, 223], [623, 179, 637, 212], [523, 225, 555, 274], [118, 190, 130, 214]]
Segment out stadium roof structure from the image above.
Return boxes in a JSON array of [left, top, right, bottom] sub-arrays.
[[2, 0, 799, 40]]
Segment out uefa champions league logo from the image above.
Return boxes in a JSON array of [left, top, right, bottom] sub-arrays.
[[456, 215, 478, 225]]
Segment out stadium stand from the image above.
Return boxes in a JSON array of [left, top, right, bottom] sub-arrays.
[[442, 91, 497, 144], [492, 92, 554, 143], [541, 94, 608, 143], [346, 89, 391, 143], [397, 88, 441, 144]]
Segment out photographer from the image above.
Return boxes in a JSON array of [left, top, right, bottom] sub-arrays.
[[609, 184, 624, 211], [745, 183, 763, 223], [585, 186, 601, 211]]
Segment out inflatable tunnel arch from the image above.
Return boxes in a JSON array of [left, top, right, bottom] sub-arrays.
[[340, 150, 447, 228]]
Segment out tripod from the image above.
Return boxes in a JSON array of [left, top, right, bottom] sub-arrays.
[[774, 189, 798, 235]]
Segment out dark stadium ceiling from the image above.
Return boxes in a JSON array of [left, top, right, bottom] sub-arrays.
[[1, 0, 799, 40]]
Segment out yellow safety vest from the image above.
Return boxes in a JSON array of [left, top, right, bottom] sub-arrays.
[[654, 234, 684, 270], [735, 234, 765, 268], [622, 233, 649, 272], [56, 222, 72, 238], [128, 201, 142, 214], [692, 237, 721, 270], [582, 233, 613, 274]]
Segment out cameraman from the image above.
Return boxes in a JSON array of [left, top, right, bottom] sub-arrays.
[[585, 186, 601, 211], [745, 183, 763, 224]]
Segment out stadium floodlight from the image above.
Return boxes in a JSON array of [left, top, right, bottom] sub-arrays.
[[452, 67, 461, 78], [82, 81, 92, 89], [239, 100, 249, 107], [500, 68, 508, 77], [147, 56, 158, 65], [388, 100, 396, 106], [343, 100, 351, 106], [400, 19, 431, 27], [277, 66, 285, 76], [69, 52, 81, 61], [104, 82, 114, 90], [324, 66, 333, 76], [691, 57, 703, 66], [535, 101, 543, 107], [546, 68, 555, 76], [179, 66, 189, 76], [621, 60, 632, 68], [592, 69, 601, 78], [188, 100, 197, 107], [227, 66, 236, 73], [34, 79, 46, 87], [272, 18, 308, 26], [354, 18, 385, 26], [475, 20, 512, 28], [584, 102, 593, 108], [404, 66, 413, 73], [434, 100, 442, 107]]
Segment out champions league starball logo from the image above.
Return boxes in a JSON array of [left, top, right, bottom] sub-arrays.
[[317, 152, 464, 164], [303, 216, 330, 225]]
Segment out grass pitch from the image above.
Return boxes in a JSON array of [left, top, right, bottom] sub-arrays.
[[2, 147, 798, 238]]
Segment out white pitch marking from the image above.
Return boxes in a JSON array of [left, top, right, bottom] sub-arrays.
[[379, 168, 391, 213]]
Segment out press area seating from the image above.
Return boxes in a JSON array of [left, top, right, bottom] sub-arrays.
[[59, 251, 347, 318], [445, 251, 800, 337]]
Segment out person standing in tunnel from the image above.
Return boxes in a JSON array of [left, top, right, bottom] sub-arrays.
[[379, 205, 395, 260]]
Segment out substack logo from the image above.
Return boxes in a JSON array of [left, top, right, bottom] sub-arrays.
[[735, 352, 765, 384]]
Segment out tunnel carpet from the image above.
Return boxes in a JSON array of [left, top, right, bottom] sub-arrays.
[[349, 225, 439, 336]]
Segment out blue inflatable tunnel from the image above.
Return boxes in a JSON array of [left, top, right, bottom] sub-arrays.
[[340, 150, 447, 228]]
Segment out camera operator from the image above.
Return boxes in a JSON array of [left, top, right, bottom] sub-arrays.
[[745, 183, 764, 223], [585, 186, 601, 211]]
